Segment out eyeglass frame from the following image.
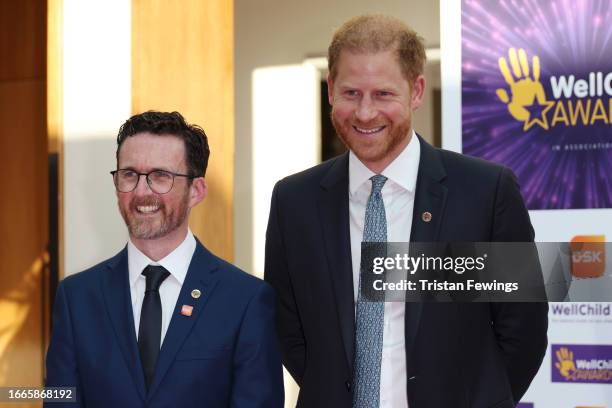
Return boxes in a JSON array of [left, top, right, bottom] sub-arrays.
[[110, 168, 199, 194]]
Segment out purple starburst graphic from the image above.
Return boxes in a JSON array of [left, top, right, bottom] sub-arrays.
[[462, 0, 612, 209]]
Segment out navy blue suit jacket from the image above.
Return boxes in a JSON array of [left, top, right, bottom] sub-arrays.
[[45, 240, 284, 408], [265, 136, 548, 408]]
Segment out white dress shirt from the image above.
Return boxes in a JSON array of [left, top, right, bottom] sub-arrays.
[[349, 131, 420, 408], [128, 229, 196, 346]]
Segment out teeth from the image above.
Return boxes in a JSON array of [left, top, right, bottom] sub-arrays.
[[354, 126, 385, 134], [137, 205, 159, 213]]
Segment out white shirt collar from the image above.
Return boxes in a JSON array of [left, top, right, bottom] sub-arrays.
[[349, 130, 420, 195], [128, 229, 196, 288]]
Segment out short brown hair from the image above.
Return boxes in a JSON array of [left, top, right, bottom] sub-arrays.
[[116, 111, 210, 178], [327, 14, 426, 83]]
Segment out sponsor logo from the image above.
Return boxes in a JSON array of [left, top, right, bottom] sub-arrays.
[[552, 344, 612, 383], [497, 48, 612, 132], [570, 235, 606, 278], [550, 303, 611, 317], [550, 303, 612, 324]]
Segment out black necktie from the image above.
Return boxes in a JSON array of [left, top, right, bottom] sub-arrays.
[[138, 265, 170, 390]]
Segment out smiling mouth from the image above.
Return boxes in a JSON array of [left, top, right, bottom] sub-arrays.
[[136, 205, 160, 214], [353, 125, 386, 135]]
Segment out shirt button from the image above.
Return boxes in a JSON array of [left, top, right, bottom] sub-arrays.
[[345, 380, 351, 391]]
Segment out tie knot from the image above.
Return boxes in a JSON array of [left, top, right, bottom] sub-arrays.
[[142, 265, 170, 292], [369, 175, 387, 194]]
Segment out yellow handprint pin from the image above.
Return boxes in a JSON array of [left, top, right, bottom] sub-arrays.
[[496, 48, 554, 131], [555, 347, 576, 379]]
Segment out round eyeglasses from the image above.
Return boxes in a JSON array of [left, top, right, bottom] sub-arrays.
[[110, 169, 196, 194]]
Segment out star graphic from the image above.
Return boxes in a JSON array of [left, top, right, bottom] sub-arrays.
[[523, 95, 555, 131]]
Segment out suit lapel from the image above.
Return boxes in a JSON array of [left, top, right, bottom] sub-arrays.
[[405, 135, 448, 368], [410, 135, 448, 243], [318, 153, 355, 372], [316, 138, 448, 373], [102, 248, 147, 401], [146, 240, 220, 400]]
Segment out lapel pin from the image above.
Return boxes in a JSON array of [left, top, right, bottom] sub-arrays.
[[191, 289, 201, 299], [181, 304, 194, 317], [422, 211, 432, 223]]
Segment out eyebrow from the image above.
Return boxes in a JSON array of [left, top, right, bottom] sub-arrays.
[[338, 84, 400, 91], [118, 166, 176, 173]]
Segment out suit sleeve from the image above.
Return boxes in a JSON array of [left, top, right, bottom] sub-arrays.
[[489, 167, 548, 403], [44, 281, 84, 408], [230, 283, 284, 408], [264, 182, 307, 384]]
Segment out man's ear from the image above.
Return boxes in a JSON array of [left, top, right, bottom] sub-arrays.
[[410, 74, 426, 111], [327, 73, 335, 106], [188, 177, 207, 208]]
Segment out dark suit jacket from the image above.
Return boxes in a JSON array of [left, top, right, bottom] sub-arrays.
[[264, 136, 548, 408], [45, 239, 284, 408]]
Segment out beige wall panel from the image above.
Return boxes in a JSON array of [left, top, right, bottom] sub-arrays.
[[0, 1, 47, 399], [47, 0, 63, 279], [0, 79, 47, 396], [47, 0, 63, 155], [0, 0, 45, 82], [132, 0, 234, 261]]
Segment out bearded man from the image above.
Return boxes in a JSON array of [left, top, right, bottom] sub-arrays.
[[45, 111, 283, 408], [264, 15, 547, 408]]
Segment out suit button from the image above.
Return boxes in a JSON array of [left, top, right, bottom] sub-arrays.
[[345, 380, 351, 391]]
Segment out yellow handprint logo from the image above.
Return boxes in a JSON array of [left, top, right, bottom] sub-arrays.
[[496, 48, 554, 131], [555, 347, 577, 379]]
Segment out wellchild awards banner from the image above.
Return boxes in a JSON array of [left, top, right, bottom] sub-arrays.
[[446, 0, 612, 407], [461, 0, 612, 210]]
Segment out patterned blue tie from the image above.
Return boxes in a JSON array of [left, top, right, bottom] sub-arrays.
[[353, 175, 387, 408]]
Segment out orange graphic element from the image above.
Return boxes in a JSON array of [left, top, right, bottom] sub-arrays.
[[555, 347, 576, 378], [570, 235, 606, 278], [496, 48, 554, 131], [181, 305, 194, 317]]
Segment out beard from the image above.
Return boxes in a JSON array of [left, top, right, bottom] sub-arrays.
[[119, 191, 189, 240], [331, 108, 411, 165]]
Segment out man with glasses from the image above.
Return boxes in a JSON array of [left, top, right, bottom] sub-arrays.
[[45, 111, 283, 408]]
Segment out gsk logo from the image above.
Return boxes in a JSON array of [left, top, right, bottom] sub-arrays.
[[496, 48, 612, 131], [570, 235, 605, 279]]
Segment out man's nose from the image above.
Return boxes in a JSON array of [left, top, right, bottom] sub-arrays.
[[133, 174, 154, 194], [355, 96, 377, 122]]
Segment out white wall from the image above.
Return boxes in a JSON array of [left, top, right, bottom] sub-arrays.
[[63, 0, 130, 275]]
